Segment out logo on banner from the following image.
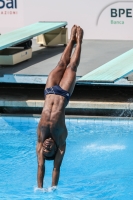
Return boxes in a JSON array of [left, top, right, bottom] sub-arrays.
[[0, 0, 18, 15], [110, 8, 132, 24], [97, 1, 133, 25]]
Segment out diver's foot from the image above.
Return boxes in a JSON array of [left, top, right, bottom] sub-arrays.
[[77, 26, 83, 43], [70, 25, 77, 43]]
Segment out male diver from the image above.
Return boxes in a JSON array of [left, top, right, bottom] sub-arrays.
[[37, 25, 83, 188]]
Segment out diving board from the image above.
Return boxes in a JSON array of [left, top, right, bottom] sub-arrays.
[[0, 21, 67, 65], [78, 48, 133, 83], [0, 21, 67, 50]]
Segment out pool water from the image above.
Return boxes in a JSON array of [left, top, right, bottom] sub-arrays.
[[0, 116, 133, 200]]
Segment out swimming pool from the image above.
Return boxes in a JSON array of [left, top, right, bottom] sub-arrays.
[[0, 116, 133, 200]]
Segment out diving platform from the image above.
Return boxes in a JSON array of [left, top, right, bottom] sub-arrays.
[[0, 21, 68, 65], [78, 48, 133, 83]]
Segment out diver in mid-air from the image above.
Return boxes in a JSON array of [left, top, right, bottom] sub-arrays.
[[37, 25, 83, 188]]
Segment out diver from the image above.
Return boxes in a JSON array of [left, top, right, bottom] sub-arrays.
[[37, 25, 83, 188]]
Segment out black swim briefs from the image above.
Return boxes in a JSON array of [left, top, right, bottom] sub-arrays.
[[44, 85, 70, 102]]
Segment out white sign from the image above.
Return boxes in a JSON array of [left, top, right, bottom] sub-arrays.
[[97, 2, 133, 40], [0, 0, 24, 33], [0, 0, 133, 40]]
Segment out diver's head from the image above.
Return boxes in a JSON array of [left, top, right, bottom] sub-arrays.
[[43, 138, 57, 160]]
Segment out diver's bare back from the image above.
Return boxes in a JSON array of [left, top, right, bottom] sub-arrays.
[[38, 94, 68, 147]]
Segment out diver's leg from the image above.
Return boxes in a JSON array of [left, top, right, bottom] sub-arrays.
[[59, 26, 83, 95], [45, 25, 77, 88]]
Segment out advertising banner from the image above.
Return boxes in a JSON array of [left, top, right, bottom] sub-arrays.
[[0, 0, 24, 33], [0, 0, 133, 40], [96, 1, 133, 40]]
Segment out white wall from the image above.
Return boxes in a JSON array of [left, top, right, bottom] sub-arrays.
[[0, 0, 133, 40]]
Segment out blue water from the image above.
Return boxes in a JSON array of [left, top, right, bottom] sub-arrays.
[[0, 116, 133, 200]]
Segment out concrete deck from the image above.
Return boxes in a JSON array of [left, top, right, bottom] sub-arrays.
[[1, 39, 133, 84]]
